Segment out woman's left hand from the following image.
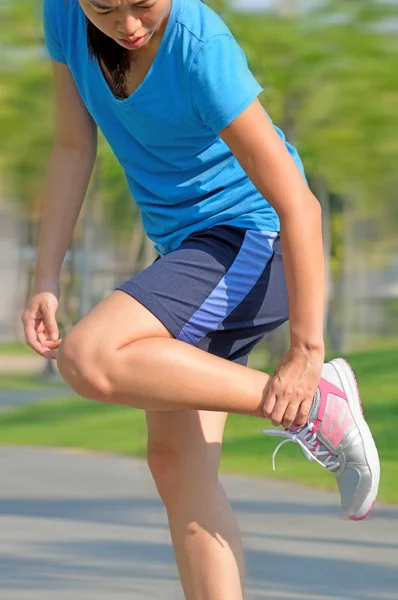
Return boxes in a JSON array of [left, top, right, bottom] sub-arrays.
[[262, 346, 324, 430]]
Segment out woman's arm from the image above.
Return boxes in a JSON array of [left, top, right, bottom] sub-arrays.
[[34, 60, 98, 289], [23, 60, 97, 357], [220, 99, 325, 428]]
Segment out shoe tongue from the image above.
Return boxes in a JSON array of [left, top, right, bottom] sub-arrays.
[[307, 388, 339, 470]]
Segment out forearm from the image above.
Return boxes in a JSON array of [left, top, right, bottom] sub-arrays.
[[35, 141, 97, 288], [280, 197, 325, 355]]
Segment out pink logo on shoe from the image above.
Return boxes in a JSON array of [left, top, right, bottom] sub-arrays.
[[314, 379, 354, 448], [320, 394, 355, 447]]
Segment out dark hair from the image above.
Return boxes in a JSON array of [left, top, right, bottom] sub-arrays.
[[86, 18, 130, 99]]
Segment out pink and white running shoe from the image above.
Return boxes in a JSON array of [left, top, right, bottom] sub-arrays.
[[263, 358, 380, 520]]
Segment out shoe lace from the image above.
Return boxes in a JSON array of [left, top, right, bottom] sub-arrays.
[[263, 423, 340, 472]]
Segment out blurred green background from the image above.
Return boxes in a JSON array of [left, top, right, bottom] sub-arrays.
[[0, 0, 397, 502]]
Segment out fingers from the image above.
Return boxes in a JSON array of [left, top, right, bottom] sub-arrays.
[[24, 320, 62, 359], [42, 349, 60, 360], [263, 347, 322, 430], [37, 331, 62, 359], [23, 315, 48, 356], [267, 396, 310, 430], [22, 313, 61, 358], [263, 376, 312, 430], [272, 398, 304, 429], [37, 331, 61, 348], [280, 402, 301, 430], [263, 375, 293, 427], [294, 397, 313, 428], [22, 292, 61, 358]]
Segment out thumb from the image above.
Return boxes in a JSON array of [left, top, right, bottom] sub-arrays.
[[42, 306, 59, 341]]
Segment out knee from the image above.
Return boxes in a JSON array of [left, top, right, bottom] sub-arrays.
[[57, 332, 112, 402]]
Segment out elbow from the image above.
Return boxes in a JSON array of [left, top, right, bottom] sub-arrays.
[[310, 193, 323, 220], [54, 123, 98, 154], [53, 136, 97, 154], [278, 190, 322, 223]]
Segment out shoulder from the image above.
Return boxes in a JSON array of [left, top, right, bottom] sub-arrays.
[[43, 0, 80, 31], [43, 0, 85, 64], [175, 0, 235, 55]]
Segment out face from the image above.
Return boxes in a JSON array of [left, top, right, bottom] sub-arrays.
[[79, 0, 172, 51]]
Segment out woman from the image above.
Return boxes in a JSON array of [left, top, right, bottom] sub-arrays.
[[22, 0, 380, 597]]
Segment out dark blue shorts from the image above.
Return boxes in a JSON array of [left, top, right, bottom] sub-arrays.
[[117, 225, 289, 366]]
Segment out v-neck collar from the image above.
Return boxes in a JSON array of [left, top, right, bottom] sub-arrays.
[[88, 0, 179, 106]]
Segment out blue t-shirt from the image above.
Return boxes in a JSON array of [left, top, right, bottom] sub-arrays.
[[43, 0, 305, 255]]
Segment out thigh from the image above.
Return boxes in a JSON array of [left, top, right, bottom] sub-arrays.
[[63, 289, 173, 353]]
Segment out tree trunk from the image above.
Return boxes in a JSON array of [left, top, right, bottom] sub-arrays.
[[79, 161, 100, 319], [309, 174, 333, 343], [340, 198, 355, 353]]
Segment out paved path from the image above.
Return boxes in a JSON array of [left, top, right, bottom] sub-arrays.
[[0, 355, 46, 374], [1, 447, 397, 600], [0, 388, 72, 411]]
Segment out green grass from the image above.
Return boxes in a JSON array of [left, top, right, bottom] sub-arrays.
[[0, 373, 68, 390], [0, 346, 397, 503], [0, 342, 36, 355]]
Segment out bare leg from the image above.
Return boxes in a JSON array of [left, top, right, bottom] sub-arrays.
[[56, 291, 271, 599], [57, 291, 271, 417], [147, 410, 244, 600]]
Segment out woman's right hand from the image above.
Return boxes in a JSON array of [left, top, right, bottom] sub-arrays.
[[21, 281, 62, 359]]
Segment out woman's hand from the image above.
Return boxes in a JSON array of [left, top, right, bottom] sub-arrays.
[[262, 346, 324, 430], [21, 280, 62, 359]]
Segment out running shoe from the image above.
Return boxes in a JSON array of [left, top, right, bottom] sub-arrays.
[[263, 358, 380, 520]]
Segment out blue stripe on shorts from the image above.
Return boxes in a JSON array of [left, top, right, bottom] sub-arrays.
[[178, 230, 277, 345]]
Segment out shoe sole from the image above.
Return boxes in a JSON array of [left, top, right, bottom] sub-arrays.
[[330, 358, 380, 520]]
